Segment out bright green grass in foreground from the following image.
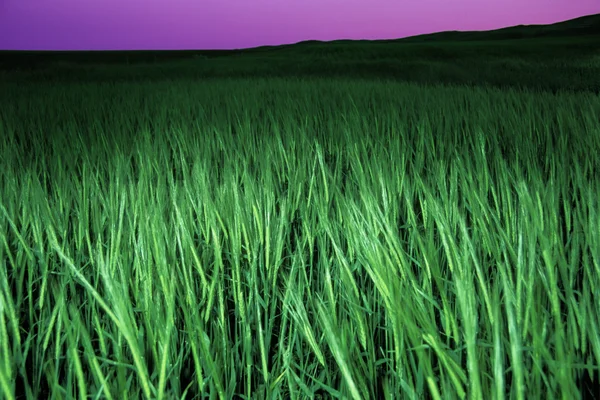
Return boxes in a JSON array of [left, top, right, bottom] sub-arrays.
[[0, 78, 599, 399]]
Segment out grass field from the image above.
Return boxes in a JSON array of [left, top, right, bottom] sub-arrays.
[[1, 14, 600, 400]]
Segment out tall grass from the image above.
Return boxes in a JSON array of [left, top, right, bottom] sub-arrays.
[[1, 77, 599, 399]]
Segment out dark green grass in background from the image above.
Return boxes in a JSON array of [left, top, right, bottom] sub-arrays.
[[0, 14, 599, 400], [1, 13, 599, 92]]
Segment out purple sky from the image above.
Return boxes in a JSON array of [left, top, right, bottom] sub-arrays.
[[0, 0, 598, 51]]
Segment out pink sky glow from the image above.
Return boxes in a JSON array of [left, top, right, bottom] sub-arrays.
[[0, 0, 598, 51]]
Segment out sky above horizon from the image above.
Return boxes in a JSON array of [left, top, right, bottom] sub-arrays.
[[0, 0, 598, 51]]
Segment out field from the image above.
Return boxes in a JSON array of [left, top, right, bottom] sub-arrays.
[[1, 15, 600, 400]]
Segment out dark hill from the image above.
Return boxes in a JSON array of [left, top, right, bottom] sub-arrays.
[[1, 13, 598, 65], [396, 13, 600, 42], [0, 13, 598, 93]]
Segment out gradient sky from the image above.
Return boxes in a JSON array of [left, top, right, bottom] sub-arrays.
[[0, 0, 598, 51]]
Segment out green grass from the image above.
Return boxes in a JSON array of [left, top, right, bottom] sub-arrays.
[[1, 75, 599, 399], [0, 12, 599, 400]]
